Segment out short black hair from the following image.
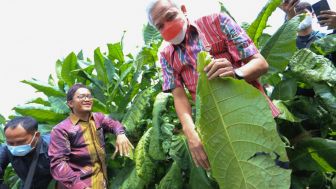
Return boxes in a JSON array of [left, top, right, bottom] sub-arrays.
[[4, 116, 38, 134], [66, 83, 89, 102], [295, 2, 313, 14]]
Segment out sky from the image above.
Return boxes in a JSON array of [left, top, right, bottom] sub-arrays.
[[0, 0, 334, 118]]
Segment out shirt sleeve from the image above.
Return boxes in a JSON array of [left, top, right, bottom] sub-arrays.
[[0, 145, 9, 185], [218, 13, 258, 62], [160, 51, 183, 92], [97, 113, 125, 135], [48, 128, 88, 189]]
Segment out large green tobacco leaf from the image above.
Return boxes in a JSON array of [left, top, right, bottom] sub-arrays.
[[0, 114, 6, 125], [14, 104, 67, 123], [271, 78, 297, 101], [108, 42, 125, 64], [120, 168, 145, 189], [289, 49, 336, 85], [261, 15, 303, 84], [94, 48, 109, 84], [289, 49, 336, 119], [61, 52, 78, 86], [22, 79, 65, 97], [196, 51, 291, 189], [288, 138, 336, 172], [149, 92, 172, 160], [122, 87, 155, 139], [134, 128, 156, 183], [310, 34, 336, 56], [247, 0, 281, 45]]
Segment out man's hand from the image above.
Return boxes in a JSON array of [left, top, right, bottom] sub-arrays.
[[279, 0, 299, 20], [204, 58, 234, 80], [185, 129, 210, 170], [318, 10, 336, 30], [112, 134, 134, 159]]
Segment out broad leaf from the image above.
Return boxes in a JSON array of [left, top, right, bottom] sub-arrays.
[[61, 52, 78, 86], [0, 114, 5, 125], [143, 23, 162, 45], [196, 51, 291, 189], [261, 15, 303, 83], [247, 0, 282, 44], [22, 79, 65, 97], [273, 100, 301, 122], [27, 97, 51, 106], [108, 42, 125, 64], [94, 48, 108, 84], [14, 104, 67, 123], [310, 34, 336, 56], [271, 78, 297, 100], [157, 162, 183, 189]]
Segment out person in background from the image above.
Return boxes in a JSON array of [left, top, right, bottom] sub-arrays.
[[146, 0, 279, 170], [48, 83, 133, 189], [0, 116, 52, 189], [280, 0, 326, 49]]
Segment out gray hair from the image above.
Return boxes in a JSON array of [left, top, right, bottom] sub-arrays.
[[146, 0, 182, 25]]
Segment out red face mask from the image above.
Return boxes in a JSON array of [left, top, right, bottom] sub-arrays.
[[160, 18, 185, 42]]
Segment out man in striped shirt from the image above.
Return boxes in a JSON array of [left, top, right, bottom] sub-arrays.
[[147, 0, 280, 170]]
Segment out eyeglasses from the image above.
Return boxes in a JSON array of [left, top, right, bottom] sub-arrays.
[[76, 94, 93, 100]]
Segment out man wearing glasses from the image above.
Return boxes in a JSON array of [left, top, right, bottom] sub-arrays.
[[48, 83, 133, 189]]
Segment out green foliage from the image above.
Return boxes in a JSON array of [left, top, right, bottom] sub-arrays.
[[247, 0, 282, 45], [260, 15, 303, 85], [310, 34, 336, 56], [196, 51, 291, 189], [157, 162, 183, 189]]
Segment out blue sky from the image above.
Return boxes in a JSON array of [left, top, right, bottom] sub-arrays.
[[0, 0, 334, 117]]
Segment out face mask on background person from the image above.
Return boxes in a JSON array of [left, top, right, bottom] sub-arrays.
[[7, 132, 37, 156], [298, 14, 313, 31], [161, 17, 188, 45]]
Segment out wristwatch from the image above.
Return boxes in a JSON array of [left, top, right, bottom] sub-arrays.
[[234, 68, 244, 80]]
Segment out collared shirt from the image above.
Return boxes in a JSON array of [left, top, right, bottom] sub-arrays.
[[0, 135, 52, 189], [48, 112, 125, 189], [160, 13, 280, 117]]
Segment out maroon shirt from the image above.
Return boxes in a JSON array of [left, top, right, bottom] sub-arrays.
[[48, 112, 125, 189]]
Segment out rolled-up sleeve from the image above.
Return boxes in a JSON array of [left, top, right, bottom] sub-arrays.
[[160, 52, 183, 92], [219, 13, 258, 62], [48, 128, 87, 189]]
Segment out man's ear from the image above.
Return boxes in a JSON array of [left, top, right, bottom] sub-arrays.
[[67, 100, 73, 109], [181, 4, 187, 14]]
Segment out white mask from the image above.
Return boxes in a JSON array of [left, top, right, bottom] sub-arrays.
[[298, 15, 312, 31]]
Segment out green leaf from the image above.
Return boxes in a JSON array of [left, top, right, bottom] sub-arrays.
[[289, 49, 336, 86], [196, 51, 291, 189], [273, 100, 301, 122], [135, 128, 156, 183], [247, 0, 282, 45], [61, 52, 78, 86], [108, 42, 125, 64], [257, 33, 272, 50], [0, 114, 5, 125], [310, 34, 336, 56], [271, 78, 297, 100], [14, 104, 67, 123], [92, 98, 108, 114], [48, 96, 70, 114], [27, 97, 51, 106], [22, 79, 65, 97], [143, 23, 162, 45], [55, 60, 63, 80], [289, 138, 336, 172], [149, 92, 172, 160], [122, 87, 156, 139], [48, 74, 56, 86], [157, 162, 183, 189], [94, 48, 108, 84], [261, 15, 303, 81], [119, 168, 145, 189]]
